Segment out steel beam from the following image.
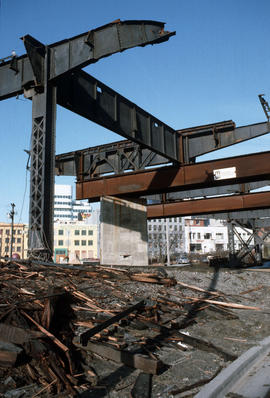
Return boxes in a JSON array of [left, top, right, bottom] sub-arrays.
[[28, 51, 56, 260], [76, 151, 270, 201], [57, 70, 180, 162], [55, 139, 169, 178], [180, 121, 270, 161], [147, 191, 270, 219], [0, 20, 175, 100], [56, 120, 269, 174], [145, 181, 270, 202]]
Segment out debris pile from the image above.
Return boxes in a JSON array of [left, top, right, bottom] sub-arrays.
[[0, 259, 265, 397]]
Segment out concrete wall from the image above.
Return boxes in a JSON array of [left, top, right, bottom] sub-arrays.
[[100, 196, 148, 266]]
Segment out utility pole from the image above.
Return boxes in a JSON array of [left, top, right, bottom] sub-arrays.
[[166, 218, 170, 266], [9, 203, 15, 259]]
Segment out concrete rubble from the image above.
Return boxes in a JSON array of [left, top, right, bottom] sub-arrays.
[[0, 258, 269, 397]]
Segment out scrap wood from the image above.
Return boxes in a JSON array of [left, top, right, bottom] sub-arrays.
[[20, 310, 74, 375], [0, 341, 23, 367], [130, 274, 176, 285], [80, 300, 145, 346], [130, 372, 152, 398], [239, 285, 264, 295], [177, 281, 223, 296], [0, 323, 44, 344], [73, 337, 164, 375], [184, 297, 261, 311]]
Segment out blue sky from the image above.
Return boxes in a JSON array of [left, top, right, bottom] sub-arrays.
[[0, 0, 270, 222]]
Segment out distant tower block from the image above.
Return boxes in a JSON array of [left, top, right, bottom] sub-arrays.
[[100, 196, 148, 266]]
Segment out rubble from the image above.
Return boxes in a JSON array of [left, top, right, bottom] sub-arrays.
[[0, 258, 269, 397]]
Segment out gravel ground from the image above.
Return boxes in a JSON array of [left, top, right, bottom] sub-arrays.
[[82, 264, 270, 398]]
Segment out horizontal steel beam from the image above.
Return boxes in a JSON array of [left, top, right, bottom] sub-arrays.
[[56, 119, 270, 174], [147, 191, 270, 219], [76, 151, 270, 201], [180, 121, 270, 161], [57, 70, 180, 162], [145, 181, 270, 202], [0, 20, 175, 100], [55, 139, 170, 178]]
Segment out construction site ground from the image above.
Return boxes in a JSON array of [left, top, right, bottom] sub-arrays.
[[0, 260, 269, 397]]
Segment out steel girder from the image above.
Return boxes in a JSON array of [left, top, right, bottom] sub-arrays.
[[55, 140, 169, 178], [146, 191, 270, 219], [145, 181, 270, 203], [56, 120, 269, 176], [0, 20, 175, 100], [56, 70, 180, 162], [76, 151, 270, 201]]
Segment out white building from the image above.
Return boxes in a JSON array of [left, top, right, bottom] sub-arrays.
[[148, 217, 185, 260], [54, 185, 92, 222], [184, 217, 252, 254]]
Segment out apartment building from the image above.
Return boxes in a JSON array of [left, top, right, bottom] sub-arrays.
[[54, 222, 99, 263], [0, 223, 28, 259]]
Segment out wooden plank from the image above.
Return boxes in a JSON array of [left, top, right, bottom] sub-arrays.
[[130, 373, 152, 398], [73, 337, 163, 375], [80, 300, 145, 346]]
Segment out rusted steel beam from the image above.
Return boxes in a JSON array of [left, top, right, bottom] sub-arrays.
[[147, 191, 270, 219], [76, 151, 270, 201]]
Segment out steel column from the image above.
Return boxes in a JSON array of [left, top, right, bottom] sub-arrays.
[[28, 49, 56, 260]]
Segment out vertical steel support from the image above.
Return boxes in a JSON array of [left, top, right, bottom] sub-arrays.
[[28, 49, 56, 260], [227, 220, 237, 265]]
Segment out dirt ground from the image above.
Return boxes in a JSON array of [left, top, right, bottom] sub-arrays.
[[77, 264, 270, 398]]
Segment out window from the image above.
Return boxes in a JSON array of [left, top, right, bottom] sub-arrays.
[[58, 230, 64, 235], [148, 225, 152, 231], [88, 230, 93, 236], [5, 238, 9, 243], [58, 240, 63, 246], [204, 233, 212, 239], [0, 229, 2, 235], [74, 230, 80, 236], [81, 230, 86, 236], [17, 247, 21, 252], [74, 240, 80, 246], [5, 230, 10, 235], [5, 246, 9, 253], [216, 233, 224, 239], [17, 238, 21, 244], [197, 233, 201, 239], [17, 229, 22, 235], [88, 240, 93, 246], [81, 240, 86, 246]]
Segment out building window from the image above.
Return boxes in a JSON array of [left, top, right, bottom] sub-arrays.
[[88, 230, 93, 236], [81, 230, 86, 236], [197, 233, 201, 239], [74, 240, 80, 246], [5, 246, 9, 253], [81, 240, 86, 246], [216, 233, 224, 239], [17, 247, 21, 252], [0, 229, 2, 235], [58, 240, 64, 246], [204, 233, 212, 239], [74, 230, 80, 236], [58, 230, 64, 235], [17, 238, 21, 244], [5, 230, 9, 235], [5, 238, 9, 243], [88, 240, 93, 246]]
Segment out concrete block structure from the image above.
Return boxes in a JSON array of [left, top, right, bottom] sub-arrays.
[[100, 196, 148, 266]]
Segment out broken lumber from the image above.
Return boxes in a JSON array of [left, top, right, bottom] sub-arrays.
[[130, 372, 152, 398], [80, 300, 145, 346], [73, 337, 164, 375]]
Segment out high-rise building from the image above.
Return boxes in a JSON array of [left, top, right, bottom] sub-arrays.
[[54, 185, 92, 222]]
